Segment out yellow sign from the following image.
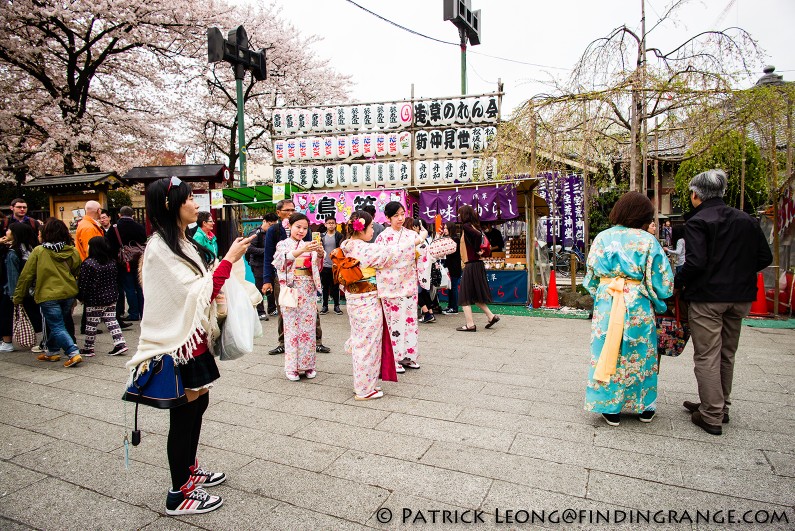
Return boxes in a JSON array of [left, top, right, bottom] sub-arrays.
[[273, 183, 285, 203], [210, 190, 224, 209]]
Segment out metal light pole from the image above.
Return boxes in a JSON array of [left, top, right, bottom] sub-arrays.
[[444, 0, 481, 96]]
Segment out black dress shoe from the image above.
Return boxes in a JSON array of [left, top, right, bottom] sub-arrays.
[[691, 411, 722, 435], [316, 344, 331, 353], [268, 345, 285, 355], [683, 401, 729, 424]]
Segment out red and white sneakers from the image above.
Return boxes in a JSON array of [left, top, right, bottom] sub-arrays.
[[189, 459, 226, 487], [165, 479, 222, 516]]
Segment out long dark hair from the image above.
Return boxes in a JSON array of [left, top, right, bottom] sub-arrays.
[[87, 236, 111, 265], [457, 205, 480, 229], [146, 177, 213, 274], [41, 218, 73, 245], [8, 222, 37, 257]]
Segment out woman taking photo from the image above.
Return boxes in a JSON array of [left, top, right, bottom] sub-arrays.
[[340, 211, 401, 400], [374, 201, 427, 372], [584, 191, 673, 427], [456, 205, 499, 332], [13, 218, 82, 366], [273, 212, 322, 381], [442, 221, 462, 314], [126, 177, 253, 516]]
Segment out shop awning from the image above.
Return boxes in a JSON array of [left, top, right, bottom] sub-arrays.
[[23, 171, 122, 191], [220, 183, 304, 206], [122, 164, 230, 185]]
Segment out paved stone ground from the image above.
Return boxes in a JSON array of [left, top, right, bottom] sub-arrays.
[[1, 309, 794, 530]]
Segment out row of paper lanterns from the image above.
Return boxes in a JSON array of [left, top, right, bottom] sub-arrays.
[[272, 96, 499, 135], [273, 158, 498, 189], [273, 126, 497, 163]]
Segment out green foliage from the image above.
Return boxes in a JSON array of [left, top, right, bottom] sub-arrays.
[[588, 187, 627, 239], [107, 189, 133, 208], [674, 131, 768, 213]]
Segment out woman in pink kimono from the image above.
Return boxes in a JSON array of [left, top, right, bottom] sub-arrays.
[[374, 201, 428, 372], [340, 211, 402, 400], [273, 213, 323, 381]]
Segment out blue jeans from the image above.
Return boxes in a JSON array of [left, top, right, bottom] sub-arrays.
[[39, 298, 79, 357], [120, 270, 144, 319], [448, 275, 461, 311]]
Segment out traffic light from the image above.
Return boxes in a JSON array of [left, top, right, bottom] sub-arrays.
[[207, 26, 266, 81], [443, 0, 481, 46]]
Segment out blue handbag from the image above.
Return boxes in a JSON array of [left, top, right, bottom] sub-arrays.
[[122, 355, 188, 409]]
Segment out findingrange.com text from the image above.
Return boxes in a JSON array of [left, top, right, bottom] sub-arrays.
[[375, 508, 791, 525]]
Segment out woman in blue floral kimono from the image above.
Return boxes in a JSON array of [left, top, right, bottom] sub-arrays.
[[584, 192, 673, 426]]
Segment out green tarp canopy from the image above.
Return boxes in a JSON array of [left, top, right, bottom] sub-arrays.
[[220, 183, 304, 206]]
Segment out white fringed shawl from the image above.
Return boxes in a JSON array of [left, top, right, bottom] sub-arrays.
[[126, 234, 220, 380]]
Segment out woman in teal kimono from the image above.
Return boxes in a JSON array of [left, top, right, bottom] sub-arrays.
[[584, 192, 673, 426]]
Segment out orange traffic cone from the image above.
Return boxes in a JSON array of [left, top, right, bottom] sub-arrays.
[[545, 269, 560, 309], [749, 272, 770, 317]]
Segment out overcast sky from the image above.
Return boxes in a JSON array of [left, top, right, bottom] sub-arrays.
[[263, 0, 794, 116]]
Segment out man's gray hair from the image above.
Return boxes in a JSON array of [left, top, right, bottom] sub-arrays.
[[689, 169, 728, 201]]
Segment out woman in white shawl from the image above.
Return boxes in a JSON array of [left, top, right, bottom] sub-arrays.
[[127, 176, 252, 516]]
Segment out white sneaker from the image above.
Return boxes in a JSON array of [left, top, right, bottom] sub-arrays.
[[0, 342, 15, 352], [285, 371, 300, 381], [396, 365, 406, 374], [31, 345, 45, 353], [305, 369, 317, 379]]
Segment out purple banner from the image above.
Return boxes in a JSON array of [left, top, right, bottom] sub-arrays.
[[536, 173, 584, 249], [418, 185, 519, 223]]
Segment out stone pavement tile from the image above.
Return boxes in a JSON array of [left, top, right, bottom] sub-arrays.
[[234, 360, 290, 379], [681, 467, 795, 506], [293, 419, 433, 461], [529, 401, 592, 424], [0, 517, 35, 530], [420, 441, 588, 497], [199, 419, 345, 472], [0, 422, 57, 460], [271, 396, 391, 428], [213, 370, 284, 393], [123, 432, 256, 474], [369, 492, 471, 529], [48, 374, 129, 400], [59, 359, 130, 383], [669, 415, 795, 454], [315, 373, 423, 399], [593, 429, 770, 472], [233, 458, 388, 523], [13, 440, 168, 511], [587, 471, 792, 520], [140, 516, 206, 530], [324, 450, 492, 508], [209, 384, 291, 409], [0, 477, 159, 530], [264, 502, 371, 530], [764, 450, 795, 478], [375, 413, 515, 452], [480, 381, 584, 408], [264, 378, 359, 404], [455, 407, 597, 444], [30, 413, 125, 453], [0, 460, 46, 498], [170, 484, 284, 529], [421, 354, 504, 372], [345, 394, 464, 422], [508, 433, 685, 485], [0, 360, 75, 385], [0, 397, 65, 429], [203, 400, 308, 436], [412, 386, 532, 416]]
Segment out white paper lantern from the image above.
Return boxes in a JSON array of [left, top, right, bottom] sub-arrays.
[[298, 138, 309, 160], [297, 110, 309, 133], [349, 134, 362, 158], [374, 132, 387, 157], [413, 101, 429, 127], [337, 164, 350, 187], [285, 110, 298, 132], [386, 162, 398, 186], [285, 166, 296, 184], [362, 133, 375, 158], [274, 166, 285, 184], [311, 166, 323, 189], [350, 105, 363, 131], [298, 167, 311, 188], [483, 157, 497, 180], [457, 158, 472, 183], [430, 160, 444, 185], [336, 136, 350, 159], [443, 128, 457, 155], [444, 159, 457, 183], [375, 162, 387, 186], [427, 100, 442, 126], [455, 98, 470, 124], [471, 127, 484, 152], [310, 137, 322, 159], [441, 100, 456, 126], [323, 108, 335, 131], [272, 110, 285, 133], [324, 165, 337, 188], [310, 108, 323, 132], [398, 162, 411, 186], [415, 130, 430, 156], [362, 163, 375, 188], [286, 139, 298, 161], [429, 129, 443, 154], [350, 164, 363, 187], [387, 102, 400, 129], [334, 107, 345, 131], [374, 103, 387, 129], [273, 139, 286, 163], [483, 126, 497, 149], [387, 132, 399, 156], [456, 128, 472, 154], [398, 131, 411, 156], [323, 137, 335, 159], [483, 96, 499, 123], [362, 105, 376, 130], [470, 98, 486, 124], [415, 160, 429, 185], [471, 157, 482, 181], [399, 102, 413, 128]]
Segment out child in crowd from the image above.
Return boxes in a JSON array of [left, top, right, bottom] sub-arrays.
[[78, 236, 128, 356]]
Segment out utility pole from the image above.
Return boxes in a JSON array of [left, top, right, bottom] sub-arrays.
[[207, 26, 267, 187], [444, 0, 481, 95]]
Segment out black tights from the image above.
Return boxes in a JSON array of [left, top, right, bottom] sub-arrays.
[[167, 392, 209, 490]]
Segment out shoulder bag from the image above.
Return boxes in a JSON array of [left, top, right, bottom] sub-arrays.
[[278, 248, 300, 308], [656, 294, 690, 357]]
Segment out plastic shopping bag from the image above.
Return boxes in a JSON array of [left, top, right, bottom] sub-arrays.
[[217, 275, 262, 361]]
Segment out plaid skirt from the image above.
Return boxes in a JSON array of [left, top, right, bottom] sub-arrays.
[[180, 351, 220, 390]]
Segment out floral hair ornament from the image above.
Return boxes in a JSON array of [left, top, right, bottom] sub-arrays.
[[352, 218, 365, 232]]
